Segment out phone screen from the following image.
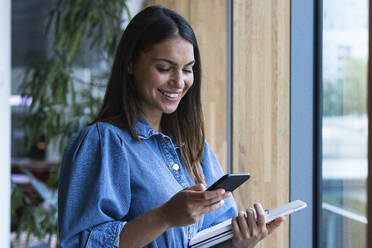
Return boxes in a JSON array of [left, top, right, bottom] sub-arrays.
[[207, 173, 250, 192]]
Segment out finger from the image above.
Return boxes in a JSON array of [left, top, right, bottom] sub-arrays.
[[224, 191, 233, 198], [254, 203, 266, 228], [246, 208, 258, 236], [203, 197, 224, 207], [185, 184, 206, 192], [202, 191, 232, 207], [210, 190, 232, 200], [267, 216, 286, 234], [231, 216, 242, 241], [195, 188, 226, 201], [237, 211, 250, 239], [203, 199, 225, 213]]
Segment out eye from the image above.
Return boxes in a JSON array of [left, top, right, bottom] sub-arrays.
[[157, 67, 170, 72], [183, 69, 193, 74]]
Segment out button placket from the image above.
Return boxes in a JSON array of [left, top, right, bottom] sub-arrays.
[[158, 135, 189, 188], [188, 225, 195, 239], [163, 137, 179, 171]]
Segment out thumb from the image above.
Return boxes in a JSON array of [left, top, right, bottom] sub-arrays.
[[267, 216, 286, 234], [185, 184, 206, 192]]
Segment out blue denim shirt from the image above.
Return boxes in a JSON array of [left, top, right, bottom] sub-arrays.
[[58, 118, 237, 247]]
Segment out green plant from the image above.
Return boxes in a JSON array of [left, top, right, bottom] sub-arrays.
[[15, 0, 130, 244], [323, 56, 367, 116], [11, 169, 58, 246], [21, 0, 130, 152]]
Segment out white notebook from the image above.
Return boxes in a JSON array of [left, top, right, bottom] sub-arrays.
[[189, 200, 307, 248]]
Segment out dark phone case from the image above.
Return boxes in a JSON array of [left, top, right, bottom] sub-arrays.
[[207, 173, 250, 192]]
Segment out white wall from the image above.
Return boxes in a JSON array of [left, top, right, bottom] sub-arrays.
[[0, 0, 11, 245]]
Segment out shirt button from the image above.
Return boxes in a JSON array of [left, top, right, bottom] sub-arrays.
[[172, 163, 180, 171]]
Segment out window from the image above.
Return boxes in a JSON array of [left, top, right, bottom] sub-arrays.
[[321, 0, 368, 247]]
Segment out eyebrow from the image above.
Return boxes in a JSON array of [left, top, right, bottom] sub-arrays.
[[153, 58, 195, 66]]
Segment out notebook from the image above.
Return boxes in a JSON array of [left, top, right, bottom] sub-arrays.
[[189, 200, 307, 248]]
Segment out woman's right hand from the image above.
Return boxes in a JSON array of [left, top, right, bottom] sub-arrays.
[[160, 184, 232, 227], [230, 203, 285, 248]]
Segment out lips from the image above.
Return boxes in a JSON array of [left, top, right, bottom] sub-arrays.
[[158, 89, 181, 98]]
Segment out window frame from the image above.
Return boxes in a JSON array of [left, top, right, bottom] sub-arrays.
[[290, 0, 321, 247]]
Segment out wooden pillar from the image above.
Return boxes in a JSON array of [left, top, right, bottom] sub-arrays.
[[231, 0, 290, 247]]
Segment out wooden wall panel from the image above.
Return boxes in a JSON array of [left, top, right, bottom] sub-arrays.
[[232, 0, 290, 247], [145, 0, 229, 172]]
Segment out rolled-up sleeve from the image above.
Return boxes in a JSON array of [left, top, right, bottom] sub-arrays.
[[58, 123, 130, 247]]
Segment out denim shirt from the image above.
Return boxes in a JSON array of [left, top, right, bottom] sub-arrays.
[[58, 118, 238, 247]]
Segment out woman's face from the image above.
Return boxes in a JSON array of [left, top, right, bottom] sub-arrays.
[[131, 35, 195, 121]]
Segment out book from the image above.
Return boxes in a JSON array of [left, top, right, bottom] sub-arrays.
[[189, 200, 307, 248]]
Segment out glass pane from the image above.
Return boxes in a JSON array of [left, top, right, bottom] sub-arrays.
[[10, 1, 111, 246], [321, 0, 368, 247]]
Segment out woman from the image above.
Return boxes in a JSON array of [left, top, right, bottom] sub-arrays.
[[58, 6, 284, 248]]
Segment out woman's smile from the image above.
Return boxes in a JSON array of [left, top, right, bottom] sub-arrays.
[[158, 88, 182, 100]]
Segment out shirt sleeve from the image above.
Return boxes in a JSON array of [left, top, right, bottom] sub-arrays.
[[200, 141, 238, 230], [58, 123, 130, 247]]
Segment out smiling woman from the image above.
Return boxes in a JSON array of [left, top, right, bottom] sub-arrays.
[[57, 5, 284, 248]]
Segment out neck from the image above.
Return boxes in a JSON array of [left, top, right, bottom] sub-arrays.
[[142, 112, 162, 132]]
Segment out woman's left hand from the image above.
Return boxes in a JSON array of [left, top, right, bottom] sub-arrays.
[[231, 203, 285, 248]]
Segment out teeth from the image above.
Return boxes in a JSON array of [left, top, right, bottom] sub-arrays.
[[159, 89, 179, 98], [165, 92, 178, 98]]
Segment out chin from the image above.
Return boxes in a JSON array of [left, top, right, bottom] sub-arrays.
[[163, 109, 177, 115], [162, 106, 179, 115]]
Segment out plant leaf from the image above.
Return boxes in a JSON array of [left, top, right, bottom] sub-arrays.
[[21, 169, 58, 209]]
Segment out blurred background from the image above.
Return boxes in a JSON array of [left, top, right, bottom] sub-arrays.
[[321, 0, 368, 247], [10, 0, 142, 247], [2, 0, 369, 247]]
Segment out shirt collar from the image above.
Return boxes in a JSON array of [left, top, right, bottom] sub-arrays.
[[135, 117, 158, 139], [135, 117, 183, 148]]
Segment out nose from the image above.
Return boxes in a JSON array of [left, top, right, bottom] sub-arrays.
[[171, 69, 185, 88]]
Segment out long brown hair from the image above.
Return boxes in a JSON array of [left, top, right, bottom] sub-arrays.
[[92, 6, 205, 184]]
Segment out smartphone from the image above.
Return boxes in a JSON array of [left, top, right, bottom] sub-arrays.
[[207, 173, 250, 192], [265, 200, 307, 223]]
